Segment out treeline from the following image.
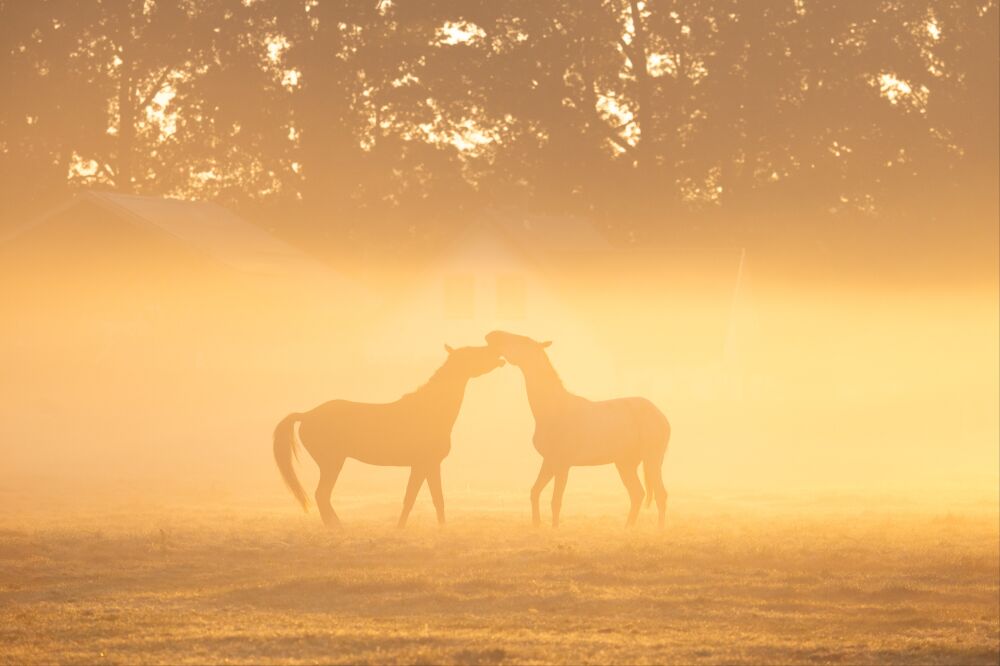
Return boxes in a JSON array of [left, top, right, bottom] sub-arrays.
[[1, 0, 996, 250]]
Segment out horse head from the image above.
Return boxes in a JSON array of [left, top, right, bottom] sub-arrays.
[[484, 330, 552, 367], [444, 343, 506, 377]]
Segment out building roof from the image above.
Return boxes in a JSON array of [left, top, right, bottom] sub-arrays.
[[8, 191, 340, 282]]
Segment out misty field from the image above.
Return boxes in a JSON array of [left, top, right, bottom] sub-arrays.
[[0, 495, 997, 665]]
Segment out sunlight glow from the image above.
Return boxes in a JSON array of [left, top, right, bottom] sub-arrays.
[[266, 35, 289, 64], [419, 117, 497, 154], [679, 166, 724, 205], [4, 1, 998, 660], [828, 140, 853, 158], [879, 74, 913, 104], [193, 168, 219, 183], [146, 85, 178, 137], [67, 152, 100, 179], [647, 53, 677, 78], [595, 93, 638, 152], [876, 73, 929, 113], [282, 69, 301, 89], [436, 21, 486, 47], [927, 19, 941, 40]]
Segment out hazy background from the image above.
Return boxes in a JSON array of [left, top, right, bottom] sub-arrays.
[[2, 257, 996, 512], [0, 0, 997, 514]]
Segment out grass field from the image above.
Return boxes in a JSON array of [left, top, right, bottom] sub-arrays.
[[0, 493, 997, 665]]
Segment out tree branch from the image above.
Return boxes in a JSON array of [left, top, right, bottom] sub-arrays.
[[578, 34, 636, 155], [137, 67, 171, 111], [618, 37, 639, 67], [579, 78, 636, 154]]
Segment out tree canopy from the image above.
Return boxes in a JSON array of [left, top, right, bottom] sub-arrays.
[[1, 0, 996, 253]]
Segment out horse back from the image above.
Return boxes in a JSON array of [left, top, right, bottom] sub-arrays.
[[622, 396, 670, 451], [533, 394, 667, 464], [298, 399, 453, 465]]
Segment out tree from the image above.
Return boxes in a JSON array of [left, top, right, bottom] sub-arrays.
[[0, 0, 995, 253]]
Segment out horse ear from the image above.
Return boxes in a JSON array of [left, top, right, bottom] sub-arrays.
[[540, 340, 552, 348], [444, 344, 455, 354]]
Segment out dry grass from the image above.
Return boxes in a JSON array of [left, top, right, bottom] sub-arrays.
[[0, 496, 997, 665]]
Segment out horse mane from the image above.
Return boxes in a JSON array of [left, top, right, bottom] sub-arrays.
[[532, 351, 565, 391], [401, 357, 456, 399]]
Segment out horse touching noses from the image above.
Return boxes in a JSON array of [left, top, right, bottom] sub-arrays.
[[485, 330, 552, 367], [446, 343, 507, 376], [273, 343, 506, 528], [485, 329, 671, 529]]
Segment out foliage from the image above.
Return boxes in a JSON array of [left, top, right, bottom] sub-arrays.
[[1, 0, 996, 247]]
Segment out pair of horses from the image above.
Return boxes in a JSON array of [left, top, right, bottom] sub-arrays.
[[273, 331, 670, 528]]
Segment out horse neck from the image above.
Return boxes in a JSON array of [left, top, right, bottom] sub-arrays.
[[519, 353, 567, 419], [412, 363, 470, 421]]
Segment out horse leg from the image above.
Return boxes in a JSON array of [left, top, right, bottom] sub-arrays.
[[530, 460, 554, 527], [397, 466, 427, 529], [551, 467, 569, 528], [616, 461, 645, 528], [653, 468, 668, 529], [643, 449, 668, 529], [315, 458, 345, 528], [426, 464, 446, 525]]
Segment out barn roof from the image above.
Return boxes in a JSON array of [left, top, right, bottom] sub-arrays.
[[9, 191, 338, 282]]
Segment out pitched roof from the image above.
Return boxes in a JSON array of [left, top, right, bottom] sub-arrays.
[[9, 191, 336, 281]]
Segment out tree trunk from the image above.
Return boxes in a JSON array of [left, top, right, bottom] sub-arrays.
[[116, 2, 136, 193], [627, 0, 652, 177]]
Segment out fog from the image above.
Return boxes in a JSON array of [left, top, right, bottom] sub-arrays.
[[3, 228, 996, 513], [3, 2, 998, 662]]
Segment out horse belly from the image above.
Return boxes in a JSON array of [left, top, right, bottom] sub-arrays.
[[349, 442, 412, 467], [302, 403, 445, 466], [531, 426, 610, 466], [543, 409, 641, 466], [351, 438, 450, 467], [572, 436, 626, 466]]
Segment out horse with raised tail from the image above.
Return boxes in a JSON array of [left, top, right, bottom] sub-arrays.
[[273, 344, 505, 528], [485, 330, 670, 528]]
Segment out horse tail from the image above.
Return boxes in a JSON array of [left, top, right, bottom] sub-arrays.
[[274, 412, 309, 511], [643, 405, 670, 508]]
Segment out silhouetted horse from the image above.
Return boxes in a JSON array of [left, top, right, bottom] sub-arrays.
[[486, 331, 670, 528], [273, 345, 505, 528]]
